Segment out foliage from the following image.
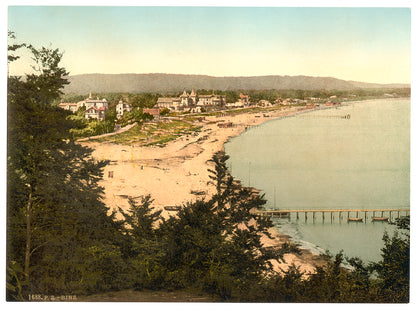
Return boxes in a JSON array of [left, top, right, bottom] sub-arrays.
[[117, 109, 153, 127], [8, 31, 26, 64], [7, 37, 125, 299], [117, 196, 165, 290], [159, 108, 170, 116], [155, 152, 282, 298], [367, 216, 410, 302]]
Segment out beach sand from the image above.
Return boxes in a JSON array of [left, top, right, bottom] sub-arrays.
[[80, 106, 327, 275]]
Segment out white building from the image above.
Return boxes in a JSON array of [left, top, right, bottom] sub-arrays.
[[77, 91, 109, 110], [156, 87, 197, 111], [116, 100, 133, 118], [85, 106, 106, 120], [197, 93, 226, 107]]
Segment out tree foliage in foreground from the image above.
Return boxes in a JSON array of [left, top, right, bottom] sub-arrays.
[[7, 36, 125, 300]]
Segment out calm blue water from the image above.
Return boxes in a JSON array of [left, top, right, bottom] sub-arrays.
[[224, 99, 410, 262]]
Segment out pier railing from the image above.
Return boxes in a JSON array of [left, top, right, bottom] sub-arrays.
[[254, 208, 410, 222]]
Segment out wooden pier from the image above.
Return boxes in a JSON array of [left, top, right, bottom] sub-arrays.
[[254, 208, 409, 223], [296, 114, 351, 119]]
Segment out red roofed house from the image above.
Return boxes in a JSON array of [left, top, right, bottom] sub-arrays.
[[238, 93, 250, 105], [85, 106, 106, 121]]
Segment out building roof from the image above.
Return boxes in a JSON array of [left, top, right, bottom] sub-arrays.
[[59, 102, 78, 106], [180, 89, 188, 97], [190, 87, 196, 96], [157, 97, 180, 103], [85, 99, 107, 103]]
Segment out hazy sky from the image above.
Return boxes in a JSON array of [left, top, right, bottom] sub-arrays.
[[7, 6, 411, 84]]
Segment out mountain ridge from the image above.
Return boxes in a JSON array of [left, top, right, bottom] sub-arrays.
[[63, 73, 409, 94]]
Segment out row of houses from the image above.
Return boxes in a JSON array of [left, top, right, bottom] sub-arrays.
[[59, 92, 135, 121], [59, 91, 110, 120], [59, 89, 346, 121], [155, 88, 226, 112]]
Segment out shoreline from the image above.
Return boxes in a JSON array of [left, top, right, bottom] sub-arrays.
[[81, 99, 401, 274], [82, 105, 327, 274]]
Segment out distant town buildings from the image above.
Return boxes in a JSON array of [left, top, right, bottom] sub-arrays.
[[226, 101, 245, 108], [58, 102, 78, 112], [196, 93, 226, 108], [79, 91, 109, 111], [258, 100, 272, 107], [58, 91, 109, 121], [156, 88, 226, 112], [85, 106, 106, 120], [58, 86, 353, 123], [238, 93, 250, 105]]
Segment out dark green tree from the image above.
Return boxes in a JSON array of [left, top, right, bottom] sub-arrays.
[[118, 196, 165, 289], [7, 38, 124, 299], [158, 151, 280, 299], [369, 216, 410, 302]]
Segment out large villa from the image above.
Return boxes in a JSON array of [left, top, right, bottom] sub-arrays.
[[155, 88, 227, 112]]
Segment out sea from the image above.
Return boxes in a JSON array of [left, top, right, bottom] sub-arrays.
[[224, 98, 410, 263]]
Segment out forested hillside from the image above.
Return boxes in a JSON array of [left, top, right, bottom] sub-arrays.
[[63, 73, 409, 94]]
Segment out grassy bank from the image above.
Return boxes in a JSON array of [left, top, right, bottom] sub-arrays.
[[86, 119, 202, 146]]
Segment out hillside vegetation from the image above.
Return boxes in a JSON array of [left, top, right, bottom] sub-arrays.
[[63, 73, 410, 94]]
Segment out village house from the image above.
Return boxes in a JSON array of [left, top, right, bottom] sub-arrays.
[[156, 88, 226, 112], [156, 97, 182, 111], [85, 106, 106, 120], [57, 91, 109, 120], [226, 101, 245, 108], [197, 92, 226, 108], [279, 99, 292, 106], [155, 87, 197, 111], [180, 87, 197, 105], [238, 93, 250, 105], [74, 91, 109, 111], [258, 100, 272, 107], [116, 100, 132, 118]]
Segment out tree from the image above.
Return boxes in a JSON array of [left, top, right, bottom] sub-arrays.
[[157, 151, 281, 298], [7, 37, 122, 298], [118, 196, 165, 289], [7, 31, 26, 67], [369, 216, 410, 302]]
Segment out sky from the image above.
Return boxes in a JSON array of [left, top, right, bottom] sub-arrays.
[[6, 4, 412, 84]]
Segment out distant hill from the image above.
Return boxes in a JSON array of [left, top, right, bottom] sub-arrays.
[[63, 73, 409, 94]]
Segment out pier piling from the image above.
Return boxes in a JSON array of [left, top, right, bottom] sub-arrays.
[[255, 208, 409, 224]]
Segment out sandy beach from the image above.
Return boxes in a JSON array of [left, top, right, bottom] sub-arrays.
[[80, 106, 327, 274]]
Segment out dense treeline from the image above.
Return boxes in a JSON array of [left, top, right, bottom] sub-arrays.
[[7, 35, 409, 302], [61, 87, 410, 109]]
